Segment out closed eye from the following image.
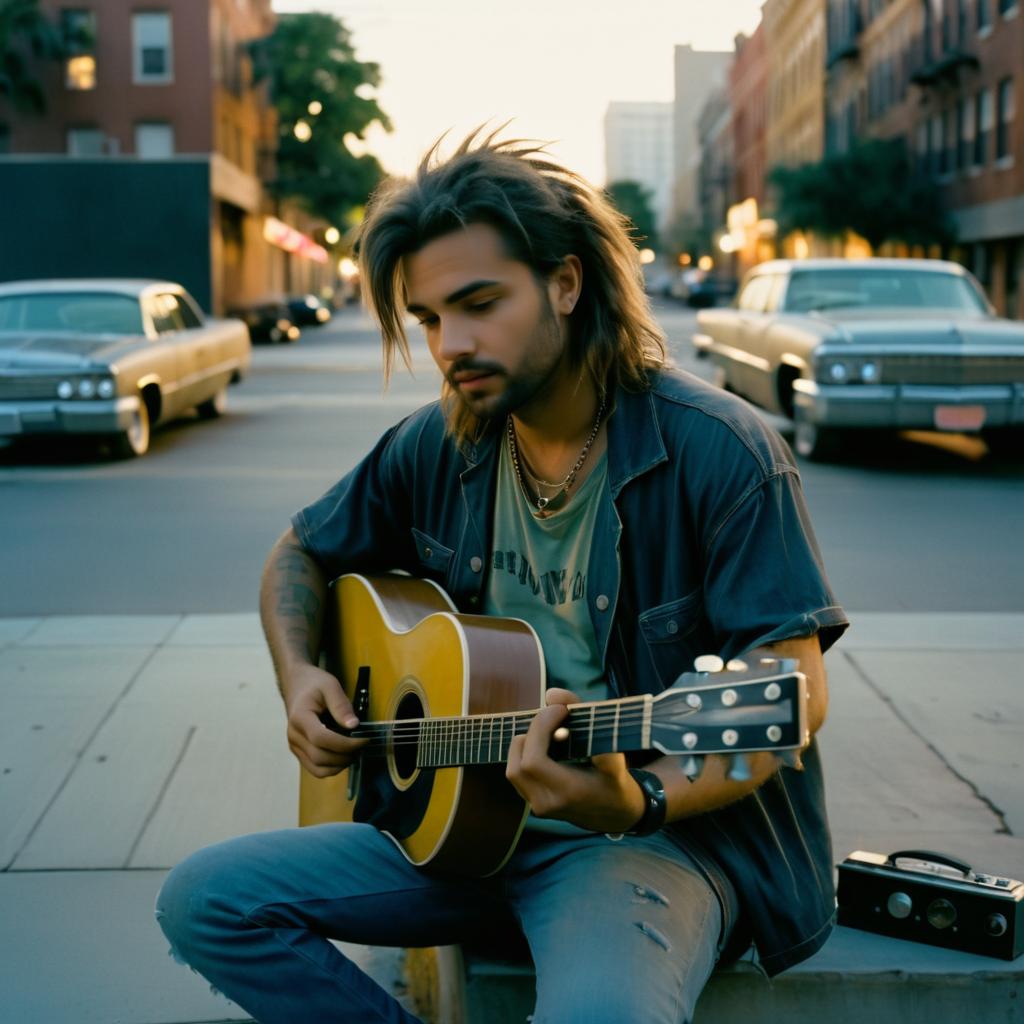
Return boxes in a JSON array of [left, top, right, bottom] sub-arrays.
[[415, 314, 439, 327], [467, 298, 496, 314]]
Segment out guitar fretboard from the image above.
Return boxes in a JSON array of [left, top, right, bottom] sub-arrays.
[[352, 695, 653, 768]]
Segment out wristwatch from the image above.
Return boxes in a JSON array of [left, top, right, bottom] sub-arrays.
[[626, 768, 668, 836]]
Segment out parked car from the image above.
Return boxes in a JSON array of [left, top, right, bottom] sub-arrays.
[[228, 299, 300, 344], [693, 258, 1024, 460], [671, 268, 717, 308], [0, 279, 251, 458], [287, 294, 332, 327]]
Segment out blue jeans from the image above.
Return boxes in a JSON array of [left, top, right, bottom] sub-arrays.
[[155, 823, 735, 1024]]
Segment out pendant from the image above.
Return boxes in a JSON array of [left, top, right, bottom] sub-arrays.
[[536, 496, 549, 509]]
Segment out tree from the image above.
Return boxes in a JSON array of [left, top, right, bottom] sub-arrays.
[[606, 180, 659, 249], [0, 0, 64, 115], [249, 12, 392, 230], [770, 139, 954, 251]]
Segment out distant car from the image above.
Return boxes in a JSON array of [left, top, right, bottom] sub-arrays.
[[693, 258, 1024, 460], [229, 299, 300, 344], [0, 279, 251, 458], [671, 268, 717, 308], [287, 294, 332, 326]]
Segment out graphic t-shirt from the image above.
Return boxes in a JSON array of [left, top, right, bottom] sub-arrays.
[[484, 436, 608, 701]]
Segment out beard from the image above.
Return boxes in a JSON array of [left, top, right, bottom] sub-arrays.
[[445, 292, 566, 423]]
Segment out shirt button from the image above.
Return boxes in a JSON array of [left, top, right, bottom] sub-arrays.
[[595, 594, 610, 611], [666, 620, 679, 635], [470, 557, 483, 573]]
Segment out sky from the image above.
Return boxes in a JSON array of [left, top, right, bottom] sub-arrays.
[[270, 0, 764, 186]]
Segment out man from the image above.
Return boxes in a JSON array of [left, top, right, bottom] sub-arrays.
[[156, 132, 848, 1023]]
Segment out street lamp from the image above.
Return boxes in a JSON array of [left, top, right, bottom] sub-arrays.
[[324, 226, 341, 246], [293, 121, 312, 142]]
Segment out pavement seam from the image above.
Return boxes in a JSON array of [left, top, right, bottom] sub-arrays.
[[124, 724, 197, 870], [841, 649, 1013, 836], [3, 635, 174, 872]]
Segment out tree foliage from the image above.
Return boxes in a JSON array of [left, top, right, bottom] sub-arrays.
[[0, 0, 63, 115], [250, 12, 392, 229], [770, 139, 954, 250], [606, 180, 659, 249]]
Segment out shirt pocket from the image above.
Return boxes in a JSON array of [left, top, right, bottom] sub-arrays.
[[410, 528, 455, 585], [638, 590, 704, 686]]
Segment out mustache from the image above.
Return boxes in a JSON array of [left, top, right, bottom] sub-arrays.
[[446, 359, 505, 385]]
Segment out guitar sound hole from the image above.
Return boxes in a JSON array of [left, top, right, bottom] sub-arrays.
[[392, 692, 424, 781]]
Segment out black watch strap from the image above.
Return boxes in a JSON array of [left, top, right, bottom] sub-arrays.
[[626, 768, 667, 836]]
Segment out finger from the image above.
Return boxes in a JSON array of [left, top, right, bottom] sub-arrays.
[[520, 703, 570, 767], [544, 687, 582, 707], [321, 685, 359, 731], [589, 750, 628, 777]]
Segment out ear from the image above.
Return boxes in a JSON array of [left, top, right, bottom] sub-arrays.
[[547, 255, 582, 316]]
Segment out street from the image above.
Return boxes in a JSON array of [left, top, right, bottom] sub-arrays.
[[1, 300, 1022, 616]]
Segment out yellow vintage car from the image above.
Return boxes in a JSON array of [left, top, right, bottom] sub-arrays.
[[693, 259, 1024, 460], [0, 279, 251, 458]]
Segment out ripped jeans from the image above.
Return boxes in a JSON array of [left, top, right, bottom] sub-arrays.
[[155, 822, 736, 1024]]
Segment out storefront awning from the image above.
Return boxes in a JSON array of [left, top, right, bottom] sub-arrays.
[[262, 216, 328, 264]]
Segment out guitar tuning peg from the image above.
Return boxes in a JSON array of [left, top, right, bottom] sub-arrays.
[[777, 749, 804, 772], [693, 654, 724, 674], [680, 755, 704, 779], [726, 754, 753, 782]]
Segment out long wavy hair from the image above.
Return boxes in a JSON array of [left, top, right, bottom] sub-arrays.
[[356, 127, 667, 447]]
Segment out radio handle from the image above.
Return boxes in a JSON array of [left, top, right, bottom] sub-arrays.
[[887, 849, 973, 877]]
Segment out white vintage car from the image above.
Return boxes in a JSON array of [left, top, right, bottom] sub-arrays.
[[693, 258, 1024, 459], [0, 279, 251, 458]]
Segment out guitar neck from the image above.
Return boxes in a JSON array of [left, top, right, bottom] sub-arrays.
[[353, 695, 652, 769]]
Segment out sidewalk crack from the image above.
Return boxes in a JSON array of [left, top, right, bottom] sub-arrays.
[[3, 639, 169, 871], [842, 650, 1012, 835], [124, 725, 196, 868]]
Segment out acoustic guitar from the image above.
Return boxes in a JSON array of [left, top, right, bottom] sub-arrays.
[[298, 573, 808, 877]]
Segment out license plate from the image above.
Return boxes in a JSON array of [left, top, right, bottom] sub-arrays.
[[934, 405, 986, 431]]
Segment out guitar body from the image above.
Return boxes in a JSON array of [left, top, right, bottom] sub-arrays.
[[299, 573, 546, 876]]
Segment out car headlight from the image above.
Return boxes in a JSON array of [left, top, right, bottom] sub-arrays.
[[276, 318, 291, 331], [97, 378, 116, 399], [816, 356, 883, 384], [304, 295, 318, 309], [57, 380, 74, 399], [78, 379, 96, 398]]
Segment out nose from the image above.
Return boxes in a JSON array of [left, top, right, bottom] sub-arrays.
[[433, 315, 476, 364]]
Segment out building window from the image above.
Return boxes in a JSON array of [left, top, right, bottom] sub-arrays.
[[132, 12, 173, 84], [62, 9, 96, 90], [67, 127, 105, 156], [996, 78, 1015, 159], [975, 88, 993, 165], [959, 95, 974, 168], [135, 122, 174, 158], [977, 0, 992, 28]]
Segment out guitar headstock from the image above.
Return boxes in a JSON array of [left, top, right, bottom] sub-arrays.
[[650, 653, 808, 779]]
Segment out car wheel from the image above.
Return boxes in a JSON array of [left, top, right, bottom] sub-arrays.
[[196, 387, 227, 419], [109, 395, 151, 459], [982, 427, 1023, 460], [793, 409, 844, 461]]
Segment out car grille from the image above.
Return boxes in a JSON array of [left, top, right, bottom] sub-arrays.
[[0, 376, 59, 400], [880, 356, 1024, 386]]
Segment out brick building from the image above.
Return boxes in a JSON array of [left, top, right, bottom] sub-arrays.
[[0, 0, 331, 313]]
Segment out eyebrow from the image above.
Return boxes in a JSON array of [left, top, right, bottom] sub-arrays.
[[406, 279, 500, 314]]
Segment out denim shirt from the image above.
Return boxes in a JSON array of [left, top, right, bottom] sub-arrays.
[[293, 366, 849, 977]]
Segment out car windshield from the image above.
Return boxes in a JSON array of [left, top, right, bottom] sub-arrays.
[[783, 269, 988, 314], [0, 292, 144, 334]]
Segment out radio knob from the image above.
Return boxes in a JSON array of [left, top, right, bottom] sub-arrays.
[[886, 892, 913, 919], [986, 913, 1008, 937], [926, 898, 957, 930]]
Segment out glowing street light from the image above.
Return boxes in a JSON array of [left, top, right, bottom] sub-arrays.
[[639, 248, 656, 265], [307, 100, 323, 116], [324, 226, 341, 246], [698, 255, 714, 271], [293, 120, 312, 142]]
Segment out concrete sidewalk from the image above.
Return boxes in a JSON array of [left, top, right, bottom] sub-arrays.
[[0, 612, 1022, 1023]]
